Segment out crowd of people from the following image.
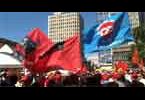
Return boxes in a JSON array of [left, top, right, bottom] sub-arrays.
[[0, 67, 145, 87]]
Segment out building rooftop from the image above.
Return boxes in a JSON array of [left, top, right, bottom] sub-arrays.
[[53, 12, 64, 15], [0, 38, 17, 47], [0, 44, 14, 54]]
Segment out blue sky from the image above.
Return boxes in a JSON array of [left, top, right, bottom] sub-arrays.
[[0, 12, 96, 42]]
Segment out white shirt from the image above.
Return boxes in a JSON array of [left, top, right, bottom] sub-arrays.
[[139, 78, 145, 85], [125, 74, 132, 83]]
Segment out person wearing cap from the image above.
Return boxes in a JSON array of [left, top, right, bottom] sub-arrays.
[[19, 74, 33, 87], [125, 72, 132, 83], [53, 71, 62, 86], [112, 72, 120, 80], [138, 74, 145, 86], [101, 72, 110, 85], [131, 72, 138, 81]]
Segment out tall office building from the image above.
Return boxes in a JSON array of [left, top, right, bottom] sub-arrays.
[[96, 12, 109, 24], [97, 12, 145, 28], [128, 12, 145, 29], [138, 12, 145, 24], [96, 12, 118, 24], [128, 12, 140, 29], [96, 12, 142, 28], [48, 12, 84, 43]]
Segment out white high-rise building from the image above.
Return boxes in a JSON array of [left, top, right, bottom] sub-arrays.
[[48, 12, 84, 43], [96, 12, 141, 29], [128, 12, 140, 29], [96, 12, 118, 24]]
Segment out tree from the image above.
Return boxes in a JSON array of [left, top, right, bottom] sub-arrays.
[[130, 23, 145, 66]]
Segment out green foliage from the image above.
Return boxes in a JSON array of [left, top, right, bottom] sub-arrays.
[[131, 23, 145, 60]]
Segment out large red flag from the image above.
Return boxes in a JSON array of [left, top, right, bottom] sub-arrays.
[[57, 35, 87, 73], [24, 30, 87, 74], [46, 35, 88, 73], [23, 28, 55, 73], [27, 28, 54, 62], [132, 48, 140, 65]]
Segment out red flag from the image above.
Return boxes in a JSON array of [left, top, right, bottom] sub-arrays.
[[58, 35, 87, 73], [15, 44, 25, 56], [46, 35, 88, 73], [132, 48, 140, 65], [75, 64, 88, 74], [24, 28, 87, 73], [27, 28, 54, 62], [27, 28, 51, 44], [23, 28, 55, 73]]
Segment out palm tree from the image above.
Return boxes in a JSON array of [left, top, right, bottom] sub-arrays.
[[130, 23, 145, 65]]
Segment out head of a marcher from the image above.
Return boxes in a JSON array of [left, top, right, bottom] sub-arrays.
[[131, 72, 138, 81], [52, 71, 62, 86], [4, 69, 19, 87], [69, 74, 79, 86], [19, 74, 33, 87], [131, 80, 144, 87], [62, 76, 71, 86], [117, 74, 126, 82], [107, 81, 119, 87], [86, 73, 102, 87]]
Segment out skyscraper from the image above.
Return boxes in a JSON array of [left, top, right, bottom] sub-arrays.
[[96, 12, 109, 24], [128, 12, 145, 28], [138, 12, 145, 24], [128, 12, 140, 29], [48, 12, 84, 43], [96, 12, 118, 24], [96, 12, 144, 29]]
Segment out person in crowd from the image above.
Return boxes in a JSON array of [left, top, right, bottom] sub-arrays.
[[1, 66, 145, 87], [18, 74, 33, 87], [86, 73, 102, 87], [101, 72, 111, 85], [106, 81, 119, 87], [115, 74, 130, 87], [52, 71, 63, 86], [0, 69, 18, 87], [78, 74, 87, 87], [137, 74, 145, 86], [125, 71, 132, 83], [131, 80, 144, 87], [0, 71, 7, 86]]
